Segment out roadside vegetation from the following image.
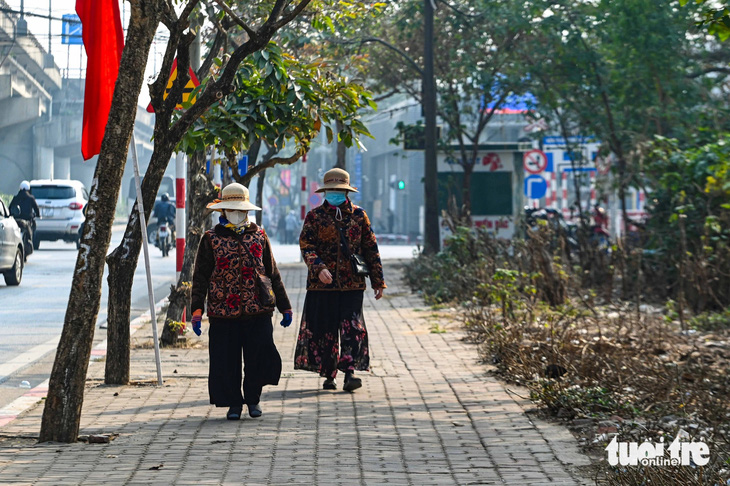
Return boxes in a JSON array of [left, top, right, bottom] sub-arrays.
[[405, 182, 730, 484]]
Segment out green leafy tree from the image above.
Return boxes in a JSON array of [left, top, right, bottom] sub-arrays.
[[643, 135, 730, 311], [363, 0, 531, 219], [522, 0, 716, 232]]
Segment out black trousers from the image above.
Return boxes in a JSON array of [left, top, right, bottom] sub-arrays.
[[208, 315, 282, 407]]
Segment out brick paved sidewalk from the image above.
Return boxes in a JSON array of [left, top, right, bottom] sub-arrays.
[[0, 262, 591, 485]]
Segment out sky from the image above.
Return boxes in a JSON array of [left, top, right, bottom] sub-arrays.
[[7, 0, 170, 105]]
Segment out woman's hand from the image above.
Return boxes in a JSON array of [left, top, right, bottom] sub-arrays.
[[374, 288, 384, 300], [318, 268, 333, 284]]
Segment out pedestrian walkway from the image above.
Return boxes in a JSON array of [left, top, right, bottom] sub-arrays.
[[0, 262, 591, 485]]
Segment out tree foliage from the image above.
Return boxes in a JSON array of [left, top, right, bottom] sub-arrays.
[[178, 42, 375, 168]]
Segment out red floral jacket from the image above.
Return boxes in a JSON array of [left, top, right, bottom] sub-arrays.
[[192, 224, 291, 319], [300, 200, 386, 291]]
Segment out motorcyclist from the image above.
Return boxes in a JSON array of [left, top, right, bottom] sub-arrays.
[[9, 181, 39, 259], [152, 193, 176, 247]]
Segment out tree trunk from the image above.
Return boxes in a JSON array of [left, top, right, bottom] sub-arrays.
[[38, 1, 162, 443], [461, 162, 473, 223], [335, 119, 347, 169], [161, 150, 217, 345]]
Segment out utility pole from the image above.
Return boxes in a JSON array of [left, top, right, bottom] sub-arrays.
[[423, 0, 440, 254]]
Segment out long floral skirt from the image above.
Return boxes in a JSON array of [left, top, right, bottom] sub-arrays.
[[294, 290, 370, 379]]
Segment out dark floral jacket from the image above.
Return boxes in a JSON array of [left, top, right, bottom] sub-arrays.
[[192, 224, 291, 319], [300, 200, 386, 291]]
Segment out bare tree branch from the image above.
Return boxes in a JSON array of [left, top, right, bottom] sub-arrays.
[[686, 66, 730, 78], [265, 0, 289, 27], [245, 151, 303, 179], [337, 37, 424, 76], [213, 0, 258, 40], [273, 0, 313, 29], [373, 89, 400, 102]]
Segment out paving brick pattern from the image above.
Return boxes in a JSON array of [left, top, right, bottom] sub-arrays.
[[0, 262, 591, 485]]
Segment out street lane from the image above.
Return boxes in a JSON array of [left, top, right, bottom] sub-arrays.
[[0, 225, 177, 380]]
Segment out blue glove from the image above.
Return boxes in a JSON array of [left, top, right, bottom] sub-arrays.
[[280, 310, 293, 328], [192, 310, 202, 336]]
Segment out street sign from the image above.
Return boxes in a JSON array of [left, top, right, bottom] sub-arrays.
[[309, 193, 322, 206], [146, 59, 200, 113], [524, 174, 548, 199], [62, 14, 82, 45], [523, 149, 548, 174], [524, 118, 547, 133]]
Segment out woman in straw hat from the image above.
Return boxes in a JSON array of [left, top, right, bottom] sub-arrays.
[[294, 168, 386, 392], [191, 182, 293, 420]]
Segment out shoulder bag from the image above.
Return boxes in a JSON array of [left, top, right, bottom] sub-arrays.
[[334, 222, 370, 277]]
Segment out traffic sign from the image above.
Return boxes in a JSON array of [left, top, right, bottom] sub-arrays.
[[523, 149, 548, 174], [524, 174, 548, 199], [62, 14, 82, 45], [146, 59, 200, 113], [309, 193, 322, 206]]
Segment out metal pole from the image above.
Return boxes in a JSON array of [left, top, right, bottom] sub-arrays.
[[131, 134, 164, 386], [423, 0, 440, 253], [175, 152, 186, 322]]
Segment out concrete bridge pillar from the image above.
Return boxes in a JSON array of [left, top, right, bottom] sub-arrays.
[[33, 146, 54, 180], [54, 156, 71, 179]]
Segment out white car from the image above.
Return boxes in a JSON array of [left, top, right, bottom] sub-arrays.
[[30, 180, 88, 249], [0, 199, 24, 285]]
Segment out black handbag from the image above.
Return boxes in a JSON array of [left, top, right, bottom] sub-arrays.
[[241, 238, 276, 307], [336, 225, 370, 277]]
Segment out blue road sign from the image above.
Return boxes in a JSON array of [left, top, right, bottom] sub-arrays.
[[239, 155, 249, 176], [524, 174, 548, 199], [62, 14, 82, 45]]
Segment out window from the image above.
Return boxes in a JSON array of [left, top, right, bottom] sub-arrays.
[[31, 186, 76, 199]]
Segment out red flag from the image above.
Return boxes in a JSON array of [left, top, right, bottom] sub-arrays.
[[76, 0, 124, 160]]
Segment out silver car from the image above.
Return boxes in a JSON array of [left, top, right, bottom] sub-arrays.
[[0, 199, 24, 285], [30, 179, 88, 249]]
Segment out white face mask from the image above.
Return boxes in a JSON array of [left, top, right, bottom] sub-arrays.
[[225, 210, 249, 226]]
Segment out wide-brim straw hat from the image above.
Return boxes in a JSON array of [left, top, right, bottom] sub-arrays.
[[315, 168, 358, 193], [207, 182, 261, 211]]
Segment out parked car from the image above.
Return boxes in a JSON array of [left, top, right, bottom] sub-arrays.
[[30, 179, 88, 249], [0, 198, 24, 285]]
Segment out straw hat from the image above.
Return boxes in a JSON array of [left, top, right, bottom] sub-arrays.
[[315, 168, 358, 193], [207, 183, 261, 211]]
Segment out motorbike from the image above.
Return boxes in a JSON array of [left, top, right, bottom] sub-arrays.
[[156, 222, 172, 257], [10, 206, 34, 261]]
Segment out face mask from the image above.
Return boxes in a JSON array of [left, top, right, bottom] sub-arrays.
[[325, 191, 347, 206], [225, 210, 249, 226]]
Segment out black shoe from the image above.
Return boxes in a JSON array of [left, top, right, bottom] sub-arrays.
[[343, 374, 362, 392], [247, 403, 262, 418], [323, 378, 337, 390], [227, 406, 242, 420]]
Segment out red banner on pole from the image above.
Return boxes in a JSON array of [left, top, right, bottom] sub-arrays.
[[76, 0, 124, 160]]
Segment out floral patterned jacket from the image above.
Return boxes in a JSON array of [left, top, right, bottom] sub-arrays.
[[191, 224, 291, 319], [300, 200, 386, 291]]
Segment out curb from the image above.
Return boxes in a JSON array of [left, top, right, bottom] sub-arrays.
[[0, 298, 169, 429]]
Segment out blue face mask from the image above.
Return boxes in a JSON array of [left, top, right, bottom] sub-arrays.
[[325, 191, 347, 206]]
